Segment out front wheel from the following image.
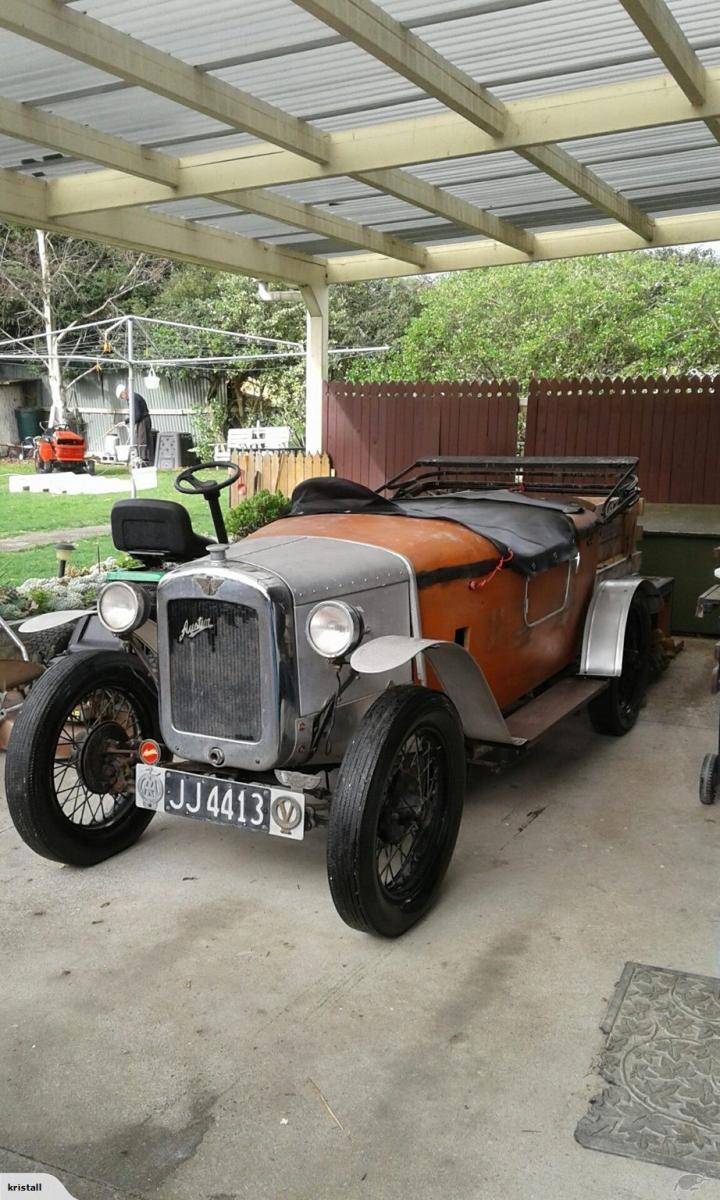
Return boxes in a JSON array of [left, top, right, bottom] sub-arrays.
[[327, 686, 465, 937], [6, 650, 159, 865]]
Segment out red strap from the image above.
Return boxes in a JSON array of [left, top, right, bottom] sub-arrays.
[[468, 549, 513, 591]]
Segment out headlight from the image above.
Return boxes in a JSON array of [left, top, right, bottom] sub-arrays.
[[306, 601, 362, 659], [97, 582, 146, 634]]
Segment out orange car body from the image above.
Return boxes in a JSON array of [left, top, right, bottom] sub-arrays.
[[263, 498, 638, 714]]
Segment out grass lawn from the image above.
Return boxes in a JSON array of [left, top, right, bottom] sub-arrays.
[[0, 462, 216, 538], [2, 536, 118, 586], [0, 462, 227, 587]]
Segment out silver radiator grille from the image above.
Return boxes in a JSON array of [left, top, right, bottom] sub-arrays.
[[167, 598, 261, 742]]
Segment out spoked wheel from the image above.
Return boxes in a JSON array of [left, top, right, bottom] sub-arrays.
[[589, 592, 652, 736], [6, 650, 159, 865], [699, 753, 719, 806], [327, 686, 465, 937]]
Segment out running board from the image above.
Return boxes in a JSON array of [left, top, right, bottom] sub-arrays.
[[505, 677, 608, 745]]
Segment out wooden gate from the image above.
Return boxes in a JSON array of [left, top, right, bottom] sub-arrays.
[[230, 450, 332, 504]]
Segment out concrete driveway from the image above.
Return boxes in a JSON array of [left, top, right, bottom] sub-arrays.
[[2, 638, 719, 1200]]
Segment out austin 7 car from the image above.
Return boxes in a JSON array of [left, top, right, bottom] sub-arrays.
[[6, 456, 663, 936]]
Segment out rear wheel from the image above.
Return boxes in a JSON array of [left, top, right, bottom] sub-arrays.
[[6, 650, 159, 865], [327, 686, 465, 937], [699, 753, 718, 806], [589, 593, 652, 736]]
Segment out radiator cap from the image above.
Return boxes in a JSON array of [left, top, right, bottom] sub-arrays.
[[208, 544, 228, 564]]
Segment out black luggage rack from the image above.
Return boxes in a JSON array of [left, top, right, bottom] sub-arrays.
[[380, 456, 641, 522]]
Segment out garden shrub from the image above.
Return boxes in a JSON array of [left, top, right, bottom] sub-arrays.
[[224, 490, 290, 540]]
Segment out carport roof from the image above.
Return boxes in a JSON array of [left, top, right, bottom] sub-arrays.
[[1, 0, 720, 284]]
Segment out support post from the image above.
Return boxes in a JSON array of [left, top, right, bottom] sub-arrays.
[[127, 315, 136, 499], [301, 283, 328, 454]]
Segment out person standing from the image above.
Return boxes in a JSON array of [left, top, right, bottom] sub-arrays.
[[116, 383, 152, 465]]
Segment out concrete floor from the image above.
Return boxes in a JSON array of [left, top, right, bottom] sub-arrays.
[[2, 638, 720, 1200]]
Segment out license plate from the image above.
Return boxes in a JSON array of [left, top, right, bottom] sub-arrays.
[[135, 765, 305, 840]]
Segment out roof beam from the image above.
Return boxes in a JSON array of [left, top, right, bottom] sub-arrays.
[[44, 66, 720, 215], [0, 0, 329, 163], [520, 144, 654, 241], [216, 188, 427, 265], [326, 209, 720, 282], [291, 0, 508, 136], [0, 168, 326, 287], [0, 166, 48, 228], [356, 168, 535, 256], [0, 93, 425, 262], [617, 0, 707, 104], [0, 94, 179, 186], [617, 0, 720, 142], [291, 0, 653, 239]]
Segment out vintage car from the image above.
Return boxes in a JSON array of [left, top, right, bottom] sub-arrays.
[[6, 456, 663, 936]]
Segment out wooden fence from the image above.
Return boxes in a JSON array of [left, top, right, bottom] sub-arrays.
[[323, 380, 519, 490], [525, 375, 720, 504], [230, 375, 720, 506], [230, 451, 332, 505]]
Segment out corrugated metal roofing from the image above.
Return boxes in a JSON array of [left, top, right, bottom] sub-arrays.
[[0, 0, 719, 270]]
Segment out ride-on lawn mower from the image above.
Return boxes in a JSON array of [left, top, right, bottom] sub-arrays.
[[34, 424, 94, 474]]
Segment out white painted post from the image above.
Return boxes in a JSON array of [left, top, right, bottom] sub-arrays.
[[127, 315, 137, 499], [301, 283, 328, 454]]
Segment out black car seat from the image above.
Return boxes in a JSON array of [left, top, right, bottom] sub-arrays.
[[111, 499, 212, 563]]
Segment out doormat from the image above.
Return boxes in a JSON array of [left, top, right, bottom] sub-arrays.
[[576, 961, 720, 1179]]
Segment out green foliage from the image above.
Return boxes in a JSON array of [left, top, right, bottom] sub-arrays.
[[351, 249, 720, 386], [25, 586, 52, 609], [225, 490, 291, 541], [146, 270, 425, 443]]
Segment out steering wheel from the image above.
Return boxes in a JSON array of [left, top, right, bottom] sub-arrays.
[[174, 461, 242, 543], [174, 460, 241, 497]]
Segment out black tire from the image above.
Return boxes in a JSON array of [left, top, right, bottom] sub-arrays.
[[699, 753, 718, 806], [589, 592, 652, 736], [6, 650, 159, 866], [18, 622, 75, 664], [35, 456, 51, 474], [327, 686, 465, 937], [85, 459, 96, 475]]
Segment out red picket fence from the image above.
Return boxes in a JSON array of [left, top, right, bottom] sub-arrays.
[[323, 380, 519, 490], [323, 375, 720, 503], [525, 375, 720, 504]]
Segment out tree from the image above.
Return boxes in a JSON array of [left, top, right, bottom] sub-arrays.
[[145, 268, 425, 439], [350, 249, 720, 386], [0, 224, 170, 423]]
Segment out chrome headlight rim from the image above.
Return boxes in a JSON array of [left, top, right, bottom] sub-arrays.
[[306, 600, 363, 660], [97, 581, 146, 634]]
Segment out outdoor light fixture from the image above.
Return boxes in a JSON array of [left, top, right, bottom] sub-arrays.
[[54, 542, 76, 579]]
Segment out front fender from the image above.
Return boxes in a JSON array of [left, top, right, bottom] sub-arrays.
[[580, 576, 658, 677], [350, 635, 516, 744]]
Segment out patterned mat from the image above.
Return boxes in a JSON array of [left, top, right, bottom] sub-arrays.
[[576, 962, 720, 1179]]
